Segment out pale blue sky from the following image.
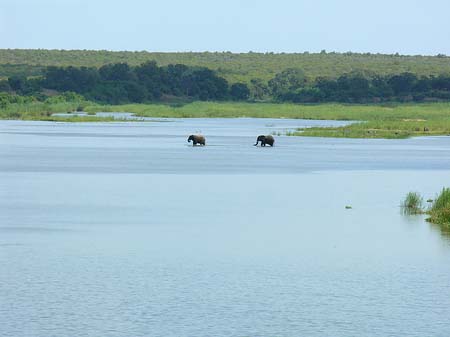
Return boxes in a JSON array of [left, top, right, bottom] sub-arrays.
[[1, 0, 449, 55]]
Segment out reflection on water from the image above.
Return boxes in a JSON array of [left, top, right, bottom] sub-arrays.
[[429, 222, 450, 242], [1, 119, 450, 337]]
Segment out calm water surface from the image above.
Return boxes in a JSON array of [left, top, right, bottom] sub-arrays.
[[1, 118, 450, 337]]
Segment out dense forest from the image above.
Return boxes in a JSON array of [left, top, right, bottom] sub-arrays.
[[0, 62, 247, 103], [1, 49, 450, 105]]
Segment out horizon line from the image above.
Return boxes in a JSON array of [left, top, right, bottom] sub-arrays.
[[0, 48, 448, 58]]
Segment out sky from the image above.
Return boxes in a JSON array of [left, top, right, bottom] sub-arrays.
[[0, 0, 449, 55]]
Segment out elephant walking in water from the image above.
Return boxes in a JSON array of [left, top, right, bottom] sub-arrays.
[[254, 135, 275, 147], [187, 134, 206, 146]]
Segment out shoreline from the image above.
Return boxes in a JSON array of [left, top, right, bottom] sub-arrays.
[[2, 101, 450, 139]]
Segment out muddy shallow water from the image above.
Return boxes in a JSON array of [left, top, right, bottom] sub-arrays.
[[1, 118, 450, 337]]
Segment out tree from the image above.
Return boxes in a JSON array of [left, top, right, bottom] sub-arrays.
[[268, 68, 307, 99], [99, 63, 134, 81], [0, 80, 11, 92], [230, 83, 250, 100], [8, 76, 26, 92], [335, 74, 371, 102], [134, 61, 164, 99], [249, 79, 270, 100], [180, 68, 228, 100], [388, 73, 417, 96]]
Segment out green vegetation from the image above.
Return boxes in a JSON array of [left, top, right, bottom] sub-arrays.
[[3, 62, 450, 104], [3, 99, 450, 139], [401, 192, 424, 214], [428, 188, 450, 226], [401, 188, 450, 228], [1, 92, 84, 120], [291, 103, 450, 138], [2, 47, 450, 107], [91, 101, 450, 139], [2, 49, 450, 84], [84, 101, 450, 120]]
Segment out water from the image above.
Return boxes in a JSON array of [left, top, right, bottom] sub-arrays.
[[1, 118, 450, 337]]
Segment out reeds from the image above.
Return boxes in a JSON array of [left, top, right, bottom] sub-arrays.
[[402, 188, 450, 227], [4, 101, 450, 139], [428, 188, 450, 226], [401, 192, 424, 214]]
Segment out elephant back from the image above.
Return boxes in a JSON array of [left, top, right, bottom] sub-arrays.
[[265, 135, 275, 145]]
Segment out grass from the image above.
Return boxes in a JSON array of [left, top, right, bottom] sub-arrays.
[[89, 101, 450, 138], [0, 100, 133, 122], [0, 101, 89, 120], [427, 188, 450, 226], [288, 103, 450, 138], [295, 120, 450, 139], [401, 192, 424, 215], [3, 100, 450, 138], [401, 188, 450, 229]]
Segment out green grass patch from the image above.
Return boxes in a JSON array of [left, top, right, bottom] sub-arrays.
[[401, 192, 424, 214], [402, 188, 450, 231], [0, 100, 104, 121], [4, 100, 450, 138], [288, 103, 450, 138], [427, 188, 450, 227], [89, 101, 450, 138]]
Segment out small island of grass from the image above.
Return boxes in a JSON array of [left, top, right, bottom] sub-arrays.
[[402, 188, 450, 227]]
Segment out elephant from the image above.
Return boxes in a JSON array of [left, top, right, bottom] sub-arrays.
[[254, 135, 275, 147], [187, 134, 206, 146]]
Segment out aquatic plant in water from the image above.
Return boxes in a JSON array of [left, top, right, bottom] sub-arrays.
[[401, 192, 424, 215], [427, 188, 450, 226]]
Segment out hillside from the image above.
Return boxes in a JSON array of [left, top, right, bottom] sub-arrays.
[[1, 49, 450, 83]]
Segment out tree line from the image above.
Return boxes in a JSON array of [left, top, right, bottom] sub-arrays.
[[268, 69, 450, 103], [1, 61, 450, 104], [1, 62, 250, 103]]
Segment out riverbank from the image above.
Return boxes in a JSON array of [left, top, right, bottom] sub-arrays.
[[2, 101, 450, 138]]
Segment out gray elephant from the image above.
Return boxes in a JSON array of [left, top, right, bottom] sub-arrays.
[[254, 135, 275, 147], [187, 134, 206, 146]]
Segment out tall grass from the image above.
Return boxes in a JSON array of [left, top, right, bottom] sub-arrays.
[[87, 101, 450, 120], [401, 192, 424, 214], [403, 188, 450, 227], [428, 188, 450, 226], [87, 101, 450, 138], [0, 100, 104, 121], [4, 100, 450, 138]]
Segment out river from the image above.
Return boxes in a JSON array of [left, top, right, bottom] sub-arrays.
[[1, 118, 450, 337]]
